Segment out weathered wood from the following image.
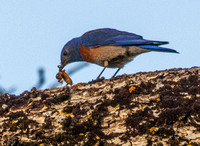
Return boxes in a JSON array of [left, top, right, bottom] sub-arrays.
[[0, 67, 200, 145]]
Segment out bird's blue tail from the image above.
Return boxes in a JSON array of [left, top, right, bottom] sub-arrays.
[[139, 45, 179, 53]]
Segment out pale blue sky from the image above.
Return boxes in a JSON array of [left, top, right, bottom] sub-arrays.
[[0, 1, 200, 95]]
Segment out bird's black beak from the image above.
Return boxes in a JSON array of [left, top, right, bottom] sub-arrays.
[[58, 65, 64, 71]]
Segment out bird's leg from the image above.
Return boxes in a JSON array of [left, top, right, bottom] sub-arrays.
[[112, 68, 121, 78], [96, 61, 108, 79], [104, 60, 108, 67], [97, 67, 106, 79]]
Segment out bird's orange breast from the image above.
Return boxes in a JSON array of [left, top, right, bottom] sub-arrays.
[[79, 44, 94, 62]]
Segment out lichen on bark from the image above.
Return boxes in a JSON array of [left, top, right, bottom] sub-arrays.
[[0, 67, 200, 145]]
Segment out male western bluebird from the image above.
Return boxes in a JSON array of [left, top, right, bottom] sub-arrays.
[[59, 28, 178, 78]]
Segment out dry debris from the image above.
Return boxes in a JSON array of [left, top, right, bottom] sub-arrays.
[[56, 65, 73, 85]]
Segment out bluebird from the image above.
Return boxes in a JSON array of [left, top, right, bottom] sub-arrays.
[[60, 28, 178, 78]]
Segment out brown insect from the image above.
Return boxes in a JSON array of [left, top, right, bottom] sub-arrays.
[[56, 67, 73, 85]]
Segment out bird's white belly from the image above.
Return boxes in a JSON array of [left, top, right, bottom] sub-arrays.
[[91, 46, 150, 68]]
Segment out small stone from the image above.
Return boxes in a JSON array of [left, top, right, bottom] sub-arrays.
[[2, 104, 8, 110]]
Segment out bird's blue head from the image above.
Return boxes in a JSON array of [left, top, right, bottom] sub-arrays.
[[60, 37, 84, 69]]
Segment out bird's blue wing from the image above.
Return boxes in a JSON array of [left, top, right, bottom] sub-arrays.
[[80, 28, 169, 47], [80, 28, 143, 47], [80, 28, 178, 54], [113, 39, 169, 46]]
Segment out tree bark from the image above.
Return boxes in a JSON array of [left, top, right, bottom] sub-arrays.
[[0, 67, 200, 146]]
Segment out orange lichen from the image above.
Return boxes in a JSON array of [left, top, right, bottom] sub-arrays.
[[56, 69, 73, 85], [114, 104, 120, 109], [12, 120, 16, 124], [156, 98, 161, 102], [96, 136, 100, 140], [149, 127, 159, 135], [150, 119, 154, 121], [88, 115, 92, 119], [65, 113, 73, 117], [187, 141, 192, 146], [129, 86, 136, 93]]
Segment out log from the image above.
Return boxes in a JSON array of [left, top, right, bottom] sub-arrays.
[[0, 67, 200, 146]]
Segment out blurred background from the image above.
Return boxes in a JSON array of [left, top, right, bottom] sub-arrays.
[[0, 0, 200, 95]]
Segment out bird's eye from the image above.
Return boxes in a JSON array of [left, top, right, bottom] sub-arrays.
[[63, 51, 68, 56]]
